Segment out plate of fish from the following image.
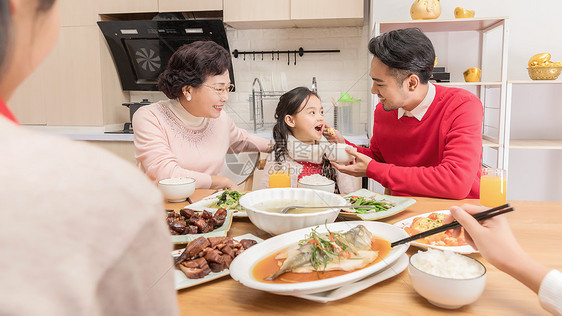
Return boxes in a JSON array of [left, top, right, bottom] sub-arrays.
[[339, 189, 416, 221], [186, 190, 248, 217], [229, 221, 409, 296], [173, 234, 262, 290], [393, 210, 477, 254]]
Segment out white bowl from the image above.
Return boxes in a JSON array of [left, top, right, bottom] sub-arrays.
[[158, 177, 196, 202], [297, 177, 336, 193], [239, 188, 346, 235], [332, 144, 354, 163], [408, 251, 487, 309], [229, 221, 410, 295]]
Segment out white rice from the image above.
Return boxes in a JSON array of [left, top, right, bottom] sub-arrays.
[[298, 174, 333, 185], [411, 248, 484, 279]]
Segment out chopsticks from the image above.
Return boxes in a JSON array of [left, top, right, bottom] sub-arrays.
[[391, 203, 513, 248]]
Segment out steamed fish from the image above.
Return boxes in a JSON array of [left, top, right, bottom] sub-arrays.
[[265, 225, 375, 280]]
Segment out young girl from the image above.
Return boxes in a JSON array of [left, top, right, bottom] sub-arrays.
[[254, 87, 357, 194]]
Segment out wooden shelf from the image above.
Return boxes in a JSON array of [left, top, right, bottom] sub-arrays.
[[378, 17, 508, 33], [436, 81, 502, 86], [510, 139, 562, 149], [508, 80, 562, 85], [483, 137, 500, 148]]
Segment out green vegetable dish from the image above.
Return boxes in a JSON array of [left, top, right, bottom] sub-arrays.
[[345, 195, 396, 214], [210, 190, 245, 211]]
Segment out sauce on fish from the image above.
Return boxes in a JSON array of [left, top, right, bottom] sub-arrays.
[[253, 237, 391, 283]]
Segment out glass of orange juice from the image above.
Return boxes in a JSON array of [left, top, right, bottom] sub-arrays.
[[480, 167, 507, 207], [269, 163, 291, 188]]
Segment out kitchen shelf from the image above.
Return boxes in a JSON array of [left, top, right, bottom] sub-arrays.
[[437, 81, 503, 87], [482, 137, 500, 148], [508, 80, 562, 85], [377, 17, 509, 33], [510, 140, 562, 149]]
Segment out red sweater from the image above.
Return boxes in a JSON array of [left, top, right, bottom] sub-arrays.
[[0, 98, 18, 124], [349, 85, 482, 199]]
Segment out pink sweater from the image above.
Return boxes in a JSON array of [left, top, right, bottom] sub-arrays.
[[133, 100, 270, 189], [348, 85, 483, 199]]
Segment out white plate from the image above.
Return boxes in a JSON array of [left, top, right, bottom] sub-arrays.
[[393, 210, 478, 254], [170, 208, 234, 244], [229, 221, 410, 296], [295, 253, 409, 303], [172, 233, 263, 290], [340, 189, 416, 221], [186, 191, 247, 217]]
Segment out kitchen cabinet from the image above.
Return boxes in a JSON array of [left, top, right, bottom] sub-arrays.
[[223, 0, 363, 29], [98, 0, 158, 14], [368, 17, 510, 192], [159, 0, 222, 12]]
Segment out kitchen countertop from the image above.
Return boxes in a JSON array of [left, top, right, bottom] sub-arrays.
[[25, 125, 371, 146]]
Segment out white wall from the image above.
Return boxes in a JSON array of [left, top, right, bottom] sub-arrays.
[[223, 26, 371, 133], [371, 0, 562, 201]]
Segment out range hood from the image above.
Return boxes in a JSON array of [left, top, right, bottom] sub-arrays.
[[98, 19, 234, 91]]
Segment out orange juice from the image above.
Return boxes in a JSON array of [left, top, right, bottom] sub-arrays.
[[269, 171, 291, 188], [480, 174, 507, 207]]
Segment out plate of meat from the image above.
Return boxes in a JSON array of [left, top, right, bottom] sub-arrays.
[[167, 207, 234, 244], [172, 234, 263, 290]]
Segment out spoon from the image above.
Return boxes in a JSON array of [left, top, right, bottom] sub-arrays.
[[280, 204, 381, 214]]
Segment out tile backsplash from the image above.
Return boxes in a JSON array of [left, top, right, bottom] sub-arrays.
[[224, 25, 371, 133]]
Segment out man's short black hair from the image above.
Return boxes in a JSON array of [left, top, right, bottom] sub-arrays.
[[368, 28, 435, 84]]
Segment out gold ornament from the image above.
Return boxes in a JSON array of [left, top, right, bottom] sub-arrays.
[[454, 7, 475, 18], [410, 0, 441, 20], [463, 67, 482, 82], [528, 53, 552, 67]]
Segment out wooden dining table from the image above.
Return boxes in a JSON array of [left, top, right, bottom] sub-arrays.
[[169, 189, 561, 315]]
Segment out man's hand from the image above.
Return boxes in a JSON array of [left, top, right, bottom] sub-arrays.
[[331, 147, 371, 177]]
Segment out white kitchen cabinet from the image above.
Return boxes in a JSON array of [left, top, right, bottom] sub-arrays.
[[368, 18, 510, 192], [159, 0, 222, 12], [223, 0, 363, 29], [98, 0, 158, 14]]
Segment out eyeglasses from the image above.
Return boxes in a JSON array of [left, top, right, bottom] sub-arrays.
[[202, 83, 235, 97]]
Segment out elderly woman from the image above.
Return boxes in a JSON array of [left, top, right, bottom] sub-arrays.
[[133, 41, 270, 190], [0, 0, 177, 314]]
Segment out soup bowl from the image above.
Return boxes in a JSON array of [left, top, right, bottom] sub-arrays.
[[158, 177, 196, 202], [240, 188, 346, 235]]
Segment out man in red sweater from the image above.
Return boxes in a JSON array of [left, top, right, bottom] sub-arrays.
[[331, 28, 482, 199]]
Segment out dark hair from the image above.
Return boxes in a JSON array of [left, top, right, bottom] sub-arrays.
[[368, 27, 435, 84], [157, 40, 231, 99], [272, 87, 318, 163], [0, 0, 57, 74]]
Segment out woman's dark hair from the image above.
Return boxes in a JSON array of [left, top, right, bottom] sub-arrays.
[[368, 27, 435, 84], [157, 40, 231, 99], [272, 87, 339, 192], [0, 0, 57, 73]]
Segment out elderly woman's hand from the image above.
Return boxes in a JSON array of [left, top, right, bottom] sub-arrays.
[[211, 175, 243, 191]]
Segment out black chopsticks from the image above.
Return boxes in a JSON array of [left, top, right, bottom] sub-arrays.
[[391, 203, 513, 248]]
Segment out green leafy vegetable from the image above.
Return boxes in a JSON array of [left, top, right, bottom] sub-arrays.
[[210, 189, 245, 211], [344, 195, 396, 214]]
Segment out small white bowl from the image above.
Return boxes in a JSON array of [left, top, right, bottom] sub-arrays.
[[297, 177, 336, 193], [332, 144, 354, 163], [158, 177, 196, 202], [408, 251, 487, 309], [239, 188, 346, 235]]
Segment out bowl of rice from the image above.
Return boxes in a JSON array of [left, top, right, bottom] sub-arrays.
[[158, 177, 196, 202], [408, 249, 486, 309], [297, 174, 336, 193]]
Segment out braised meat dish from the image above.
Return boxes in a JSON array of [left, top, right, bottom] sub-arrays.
[[175, 236, 257, 279], [167, 208, 228, 235]]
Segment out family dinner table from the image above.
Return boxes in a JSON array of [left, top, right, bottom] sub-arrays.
[[169, 189, 562, 315]]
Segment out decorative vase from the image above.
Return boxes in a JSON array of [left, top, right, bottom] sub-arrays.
[[410, 0, 441, 20]]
